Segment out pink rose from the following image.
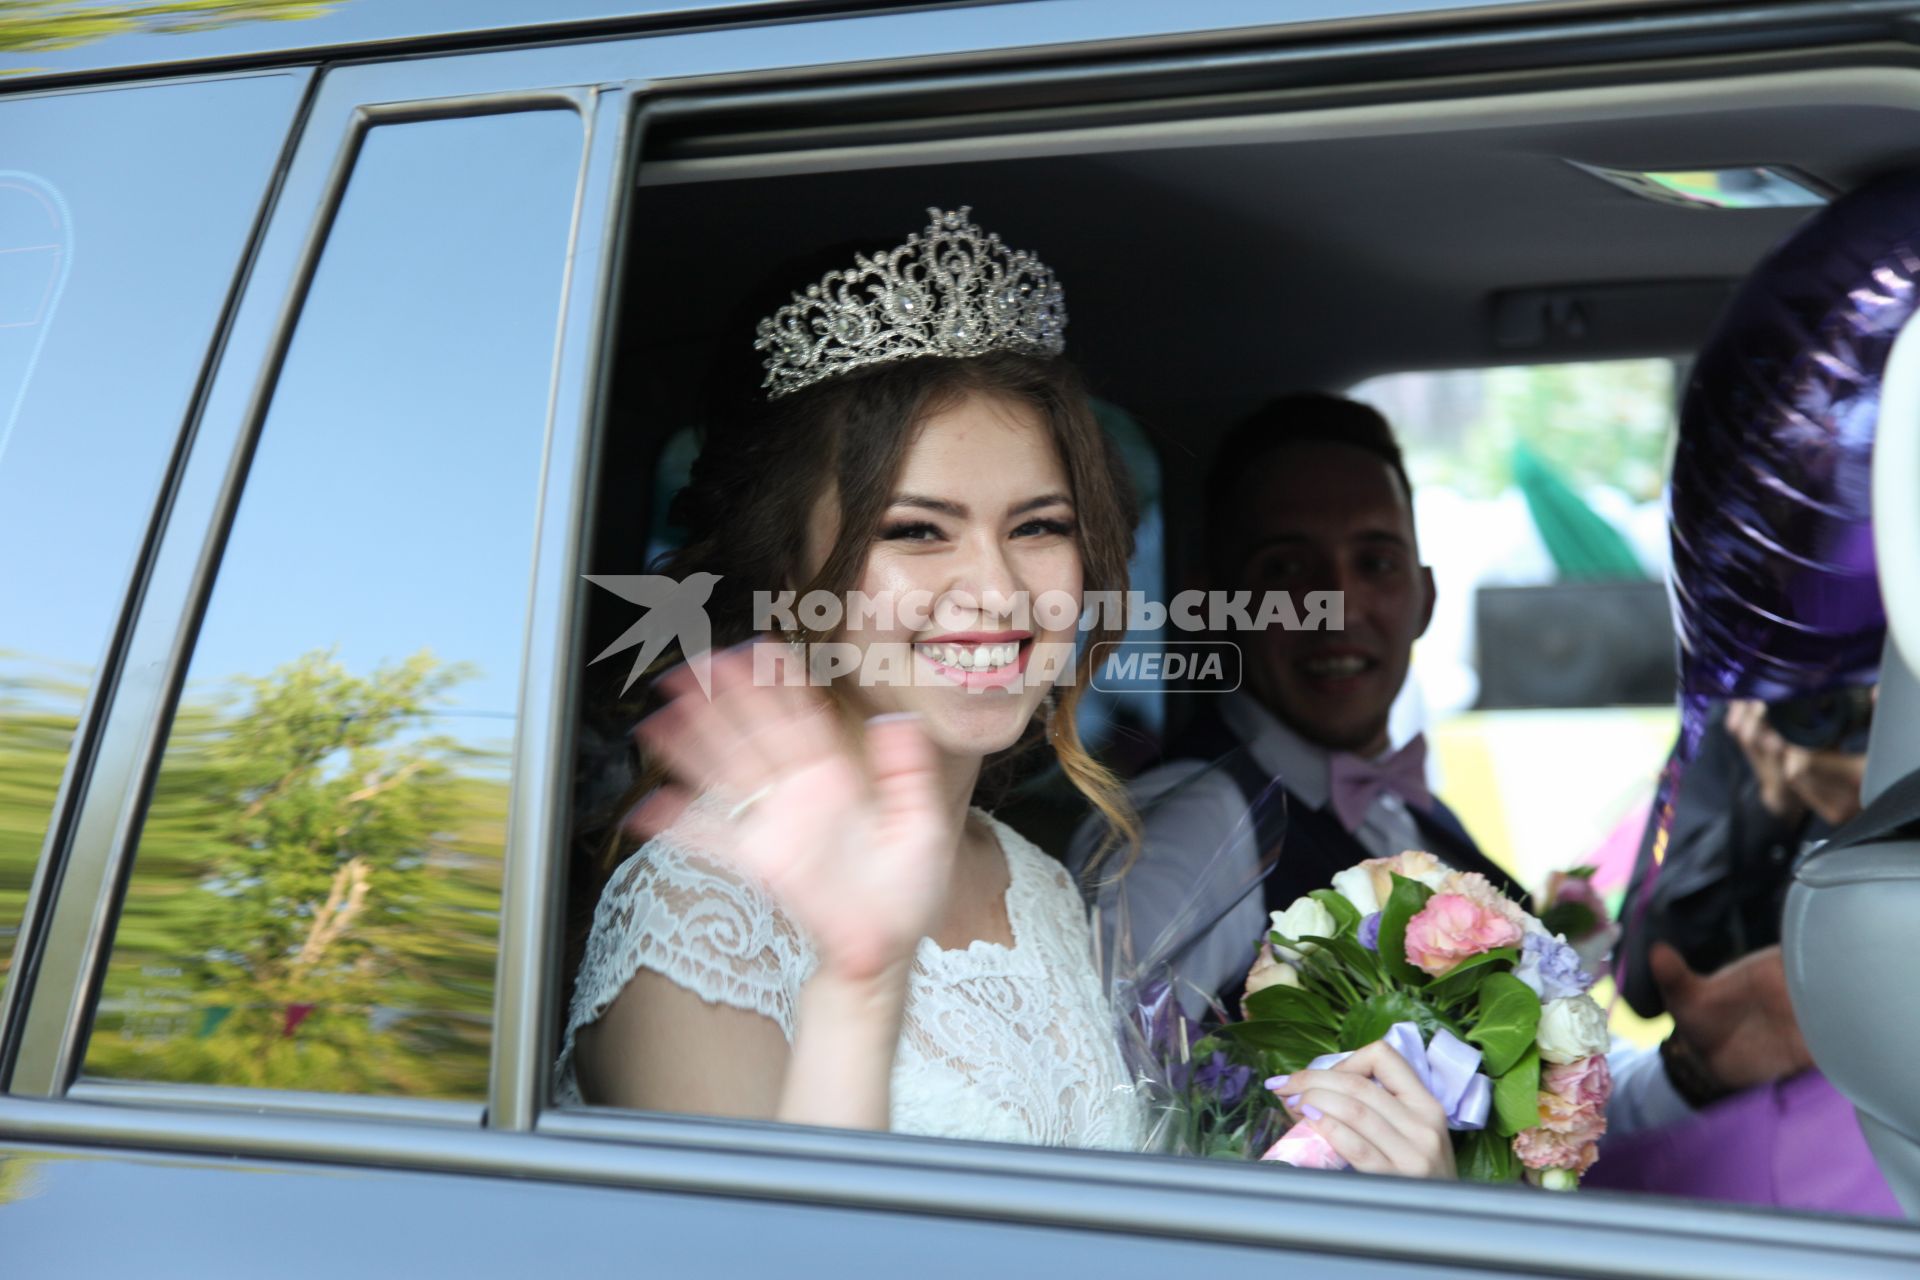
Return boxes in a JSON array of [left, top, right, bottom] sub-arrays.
[[1542, 1054, 1612, 1115], [1401, 893, 1524, 976], [1440, 869, 1536, 936], [1518, 1054, 1610, 1176], [1513, 1126, 1600, 1175]]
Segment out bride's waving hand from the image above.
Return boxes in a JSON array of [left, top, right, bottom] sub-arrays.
[[578, 646, 954, 1129], [633, 647, 953, 987]]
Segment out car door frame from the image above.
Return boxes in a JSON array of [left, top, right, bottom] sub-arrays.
[[1, 5, 1918, 1276]]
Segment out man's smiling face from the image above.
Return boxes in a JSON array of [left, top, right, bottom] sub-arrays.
[[1226, 439, 1434, 757]]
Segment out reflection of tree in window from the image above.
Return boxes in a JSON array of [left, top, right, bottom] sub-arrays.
[[0, 1, 336, 54], [87, 651, 507, 1098]]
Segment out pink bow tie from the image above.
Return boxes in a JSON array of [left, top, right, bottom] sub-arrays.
[[1327, 736, 1433, 834]]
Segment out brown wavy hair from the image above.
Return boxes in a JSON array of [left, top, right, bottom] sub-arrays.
[[599, 348, 1142, 875]]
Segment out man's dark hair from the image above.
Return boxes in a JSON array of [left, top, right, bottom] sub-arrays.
[[1203, 392, 1414, 582]]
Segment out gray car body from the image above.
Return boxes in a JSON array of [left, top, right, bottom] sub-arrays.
[[2, 1, 1918, 1274]]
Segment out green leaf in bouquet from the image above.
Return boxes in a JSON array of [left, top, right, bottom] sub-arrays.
[[1302, 932, 1386, 991], [1492, 1047, 1541, 1137], [1308, 888, 1363, 937], [1212, 1019, 1339, 1071], [1425, 946, 1522, 1007], [1335, 990, 1428, 1052], [1466, 973, 1542, 1077], [1456, 1128, 1522, 1184], [1243, 982, 1337, 1029], [1376, 873, 1435, 986]]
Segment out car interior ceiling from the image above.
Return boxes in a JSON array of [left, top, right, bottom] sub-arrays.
[[595, 80, 1920, 602]]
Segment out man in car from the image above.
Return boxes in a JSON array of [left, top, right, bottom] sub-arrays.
[[1073, 393, 1816, 1147], [1075, 393, 1522, 1011]]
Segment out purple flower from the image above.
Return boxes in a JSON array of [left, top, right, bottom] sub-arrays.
[[1515, 932, 1592, 1001], [1358, 912, 1382, 951], [1192, 1051, 1254, 1109]]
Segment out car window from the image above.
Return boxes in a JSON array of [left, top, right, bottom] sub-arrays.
[[81, 109, 585, 1099], [1350, 358, 1682, 1045], [0, 72, 305, 1001]]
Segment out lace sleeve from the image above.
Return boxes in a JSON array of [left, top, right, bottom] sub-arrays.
[[556, 833, 817, 1103]]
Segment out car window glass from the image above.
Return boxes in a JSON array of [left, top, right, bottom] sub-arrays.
[[0, 73, 303, 1001], [83, 109, 584, 1099]]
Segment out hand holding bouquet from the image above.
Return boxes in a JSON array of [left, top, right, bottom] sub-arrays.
[[1207, 851, 1613, 1186]]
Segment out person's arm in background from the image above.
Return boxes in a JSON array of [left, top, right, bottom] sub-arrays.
[[1616, 702, 1809, 1019]]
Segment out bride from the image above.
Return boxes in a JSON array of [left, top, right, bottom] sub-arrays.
[[558, 209, 1456, 1170]]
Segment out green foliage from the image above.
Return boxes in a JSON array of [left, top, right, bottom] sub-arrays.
[[0, 659, 89, 988], [1242, 981, 1336, 1028], [1376, 359, 1678, 503], [82, 649, 507, 1099], [1336, 990, 1436, 1052], [0, 1, 334, 56], [1211, 1018, 1339, 1073], [1376, 873, 1434, 986], [1424, 946, 1520, 1007], [1457, 1128, 1522, 1183], [1493, 1048, 1542, 1137], [1466, 973, 1542, 1077]]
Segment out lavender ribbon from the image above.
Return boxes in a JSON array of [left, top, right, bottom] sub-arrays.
[[1269, 1021, 1490, 1131]]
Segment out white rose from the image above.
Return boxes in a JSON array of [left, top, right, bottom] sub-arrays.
[[1243, 946, 1302, 996], [1330, 866, 1381, 916], [1270, 897, 1336, 961], [1537, 994, 1610, 1064]]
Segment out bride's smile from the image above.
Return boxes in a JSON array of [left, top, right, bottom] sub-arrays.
[[803, 387, 1084, 760]]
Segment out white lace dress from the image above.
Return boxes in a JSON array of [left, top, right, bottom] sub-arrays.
[[557, 808, 1147, 1150]]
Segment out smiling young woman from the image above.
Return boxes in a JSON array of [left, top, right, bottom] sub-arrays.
[[556, 212, 1153, 1145]]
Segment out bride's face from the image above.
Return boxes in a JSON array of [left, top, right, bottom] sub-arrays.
[[801, 389, 1083, 759]]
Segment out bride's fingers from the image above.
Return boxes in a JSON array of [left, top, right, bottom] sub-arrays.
[[865, 713, 942, 828], [646, 646, 798, 796], [699, 642, 845, 786], [1328, 1042, 1450, 1139], [634, 693, 734, 795], [1289, 1078, 1425, 1175]]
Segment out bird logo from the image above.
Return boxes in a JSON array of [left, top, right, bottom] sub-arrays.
[[584, 572, 722, 696]]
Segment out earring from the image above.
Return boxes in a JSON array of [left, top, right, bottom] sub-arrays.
[[1040, 688, 1059, 742]]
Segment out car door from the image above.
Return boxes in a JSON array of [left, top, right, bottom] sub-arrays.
[[3, 6, 1920, 1278]]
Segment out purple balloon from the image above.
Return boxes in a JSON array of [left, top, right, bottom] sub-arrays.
[[1625, 174, 1917, 956], [1669, 172, 1917, 710]]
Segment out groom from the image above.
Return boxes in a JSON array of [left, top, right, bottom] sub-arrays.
[[1073, 393, 1523, 1012], [1076, 392, 1821, 1144]]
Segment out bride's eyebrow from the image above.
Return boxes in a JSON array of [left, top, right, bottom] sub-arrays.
[[887, 492, 1073, 518], [1011, 492, 1073, 516], [889, 494, 967, 517]]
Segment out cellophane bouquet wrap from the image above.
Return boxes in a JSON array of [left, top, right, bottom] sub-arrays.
[[1214, 851, 1611, 1187]]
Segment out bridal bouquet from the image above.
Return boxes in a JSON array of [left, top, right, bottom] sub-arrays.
[[1181, 851, 1613, 1188]]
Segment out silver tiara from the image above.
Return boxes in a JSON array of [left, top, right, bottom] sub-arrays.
[[754, 207, 1067, 399]]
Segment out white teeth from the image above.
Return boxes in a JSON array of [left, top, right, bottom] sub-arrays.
[[918, 641, 1021, 672], [1306, 655, 1367, 678]]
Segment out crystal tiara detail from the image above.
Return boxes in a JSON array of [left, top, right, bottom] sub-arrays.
[[754, 207, 1067, 399]]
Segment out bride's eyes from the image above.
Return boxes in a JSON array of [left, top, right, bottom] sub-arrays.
[[878, 514, 1076, 542], [880, 520, 944, 542]]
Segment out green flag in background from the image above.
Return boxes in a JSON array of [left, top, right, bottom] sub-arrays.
[[1510, 442, 1647, 581]]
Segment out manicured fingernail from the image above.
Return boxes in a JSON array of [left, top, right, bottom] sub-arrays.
[[1266, 1074, 1290, 1091]]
